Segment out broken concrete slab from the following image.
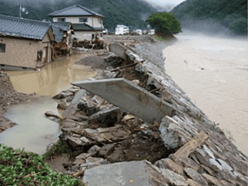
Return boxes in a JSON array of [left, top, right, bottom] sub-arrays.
[[109, 43, 127, 60], [72, 78, 176, 123], [83, 160, 186, 186]]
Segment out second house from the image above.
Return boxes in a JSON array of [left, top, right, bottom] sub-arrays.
[[49, 4, 104, 41]]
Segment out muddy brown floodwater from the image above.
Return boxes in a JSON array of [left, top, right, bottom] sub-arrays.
[[164, 31, 248, 155], [6, 54, 96, 97], [0, 54, 97, 154]]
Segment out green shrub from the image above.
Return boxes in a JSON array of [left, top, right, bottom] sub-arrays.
[[0, 144, 80, 186]]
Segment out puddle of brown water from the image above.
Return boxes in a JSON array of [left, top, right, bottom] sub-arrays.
[[0, 97, 60, 154], [164, 32, 248, 155], [1, 54, 97, 154], [7, 54, 96, 97]]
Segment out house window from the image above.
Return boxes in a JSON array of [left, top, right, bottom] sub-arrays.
[[58, 18, 66, 22], [79, 18, 88, 23], [99, 18, 102, 24], [0, 43, 6, 53]]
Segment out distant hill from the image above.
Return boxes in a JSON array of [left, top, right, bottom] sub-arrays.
[[144, 1, 175, 12], [171, 0, 248, 35], [0, 0, 157, 32]]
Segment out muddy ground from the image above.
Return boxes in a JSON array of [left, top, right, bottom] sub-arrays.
[[0, 72, 34, 133]]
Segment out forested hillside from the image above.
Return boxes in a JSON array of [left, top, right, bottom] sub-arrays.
[[0, 0, 157, 31], [171, 0, 248, 35]]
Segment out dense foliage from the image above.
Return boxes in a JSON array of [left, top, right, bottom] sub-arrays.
[[171, 0, 248, 35], [0, 0, 156, 32], [147, 12, 181, 34], [0, 145, 80, 185]]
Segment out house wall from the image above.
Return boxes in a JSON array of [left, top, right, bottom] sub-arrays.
[[53, 16, 103, 28], [0, 37, 40, 69], [42, 33, 53, 63], [0, 32, 53, 69], [73, 31, 103, 41]]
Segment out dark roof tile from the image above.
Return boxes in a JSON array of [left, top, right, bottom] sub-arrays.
[[49, 4, 103, 17], [0, 14, 52, 40]]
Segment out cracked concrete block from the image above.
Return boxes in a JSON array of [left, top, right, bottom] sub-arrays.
[[72, 78, 176, 123], [83, 160, 186, 186]]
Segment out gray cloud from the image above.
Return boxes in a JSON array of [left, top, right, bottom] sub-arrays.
[[146, 0, 186, 5]]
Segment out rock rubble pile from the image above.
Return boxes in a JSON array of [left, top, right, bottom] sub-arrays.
[[46, 41, 247, 186]]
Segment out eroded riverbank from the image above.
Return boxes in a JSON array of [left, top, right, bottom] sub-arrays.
[[0, 35, 247, 185], [164, 31, 248, 155]]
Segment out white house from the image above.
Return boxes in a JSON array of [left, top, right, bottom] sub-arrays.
[[49, 4, 104, 41], [115, 25, 129, 35]]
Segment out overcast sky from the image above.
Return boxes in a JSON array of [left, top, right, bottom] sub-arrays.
[[147, 0, 186, 5]]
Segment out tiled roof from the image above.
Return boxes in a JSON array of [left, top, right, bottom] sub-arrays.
[[0, 14, 52, 40], [72, 23, 104, 31], [49, 4, 104, 17]]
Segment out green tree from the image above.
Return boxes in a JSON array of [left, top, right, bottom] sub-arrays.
[[146, 12, 181, 34]]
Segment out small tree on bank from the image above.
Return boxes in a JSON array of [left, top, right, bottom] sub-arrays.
[[147, 12, 181, 35]]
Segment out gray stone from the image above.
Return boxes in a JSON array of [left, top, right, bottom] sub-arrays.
[[88, 106, 122, 125], [202, 173, 222, 186], [57, 100, 67, 110], [209, 158, 223, 171], [155, 158, 184, 176], [88, 145, 101, 156], [217, 159, 233, 173], [126, 49, 144, 62], [187, 179, 201, 186], [99, 144, 116, 157], [160, 168, 188, 186], [53, 91, 73, 99], [80, 137, 91, 145], [233, 171, 248, 185], [72, 78, 176, 123], [81, 157, 108, 169], [83, 160, 170, 186], [184, 168, 208, 185], [195, 153, 219, 172], [203, 145, 215, 159], [44, 111, 62, 119], [104, 53, 123, 67], [76, 153, 92, 160], [196, 148, 206, 157], [67, 137, 82, 147], [178, 156, 201, 171]]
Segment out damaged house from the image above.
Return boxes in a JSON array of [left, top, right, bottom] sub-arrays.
[[51, 22, 74, 58], [0, 14, 55, 70], [49, 4, 105, 41]]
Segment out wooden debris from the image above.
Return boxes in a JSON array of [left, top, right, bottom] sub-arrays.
[[174, 131, 209, 160]]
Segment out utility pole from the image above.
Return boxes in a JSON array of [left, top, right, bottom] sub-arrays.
[[19, 0, 22, 18]]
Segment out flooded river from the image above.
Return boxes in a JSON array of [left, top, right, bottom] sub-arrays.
[[0, 54, 96, 154], [164, 31, 248, 155]]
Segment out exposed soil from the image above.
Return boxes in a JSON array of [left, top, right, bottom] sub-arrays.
[[0, 72, 33, 133]]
